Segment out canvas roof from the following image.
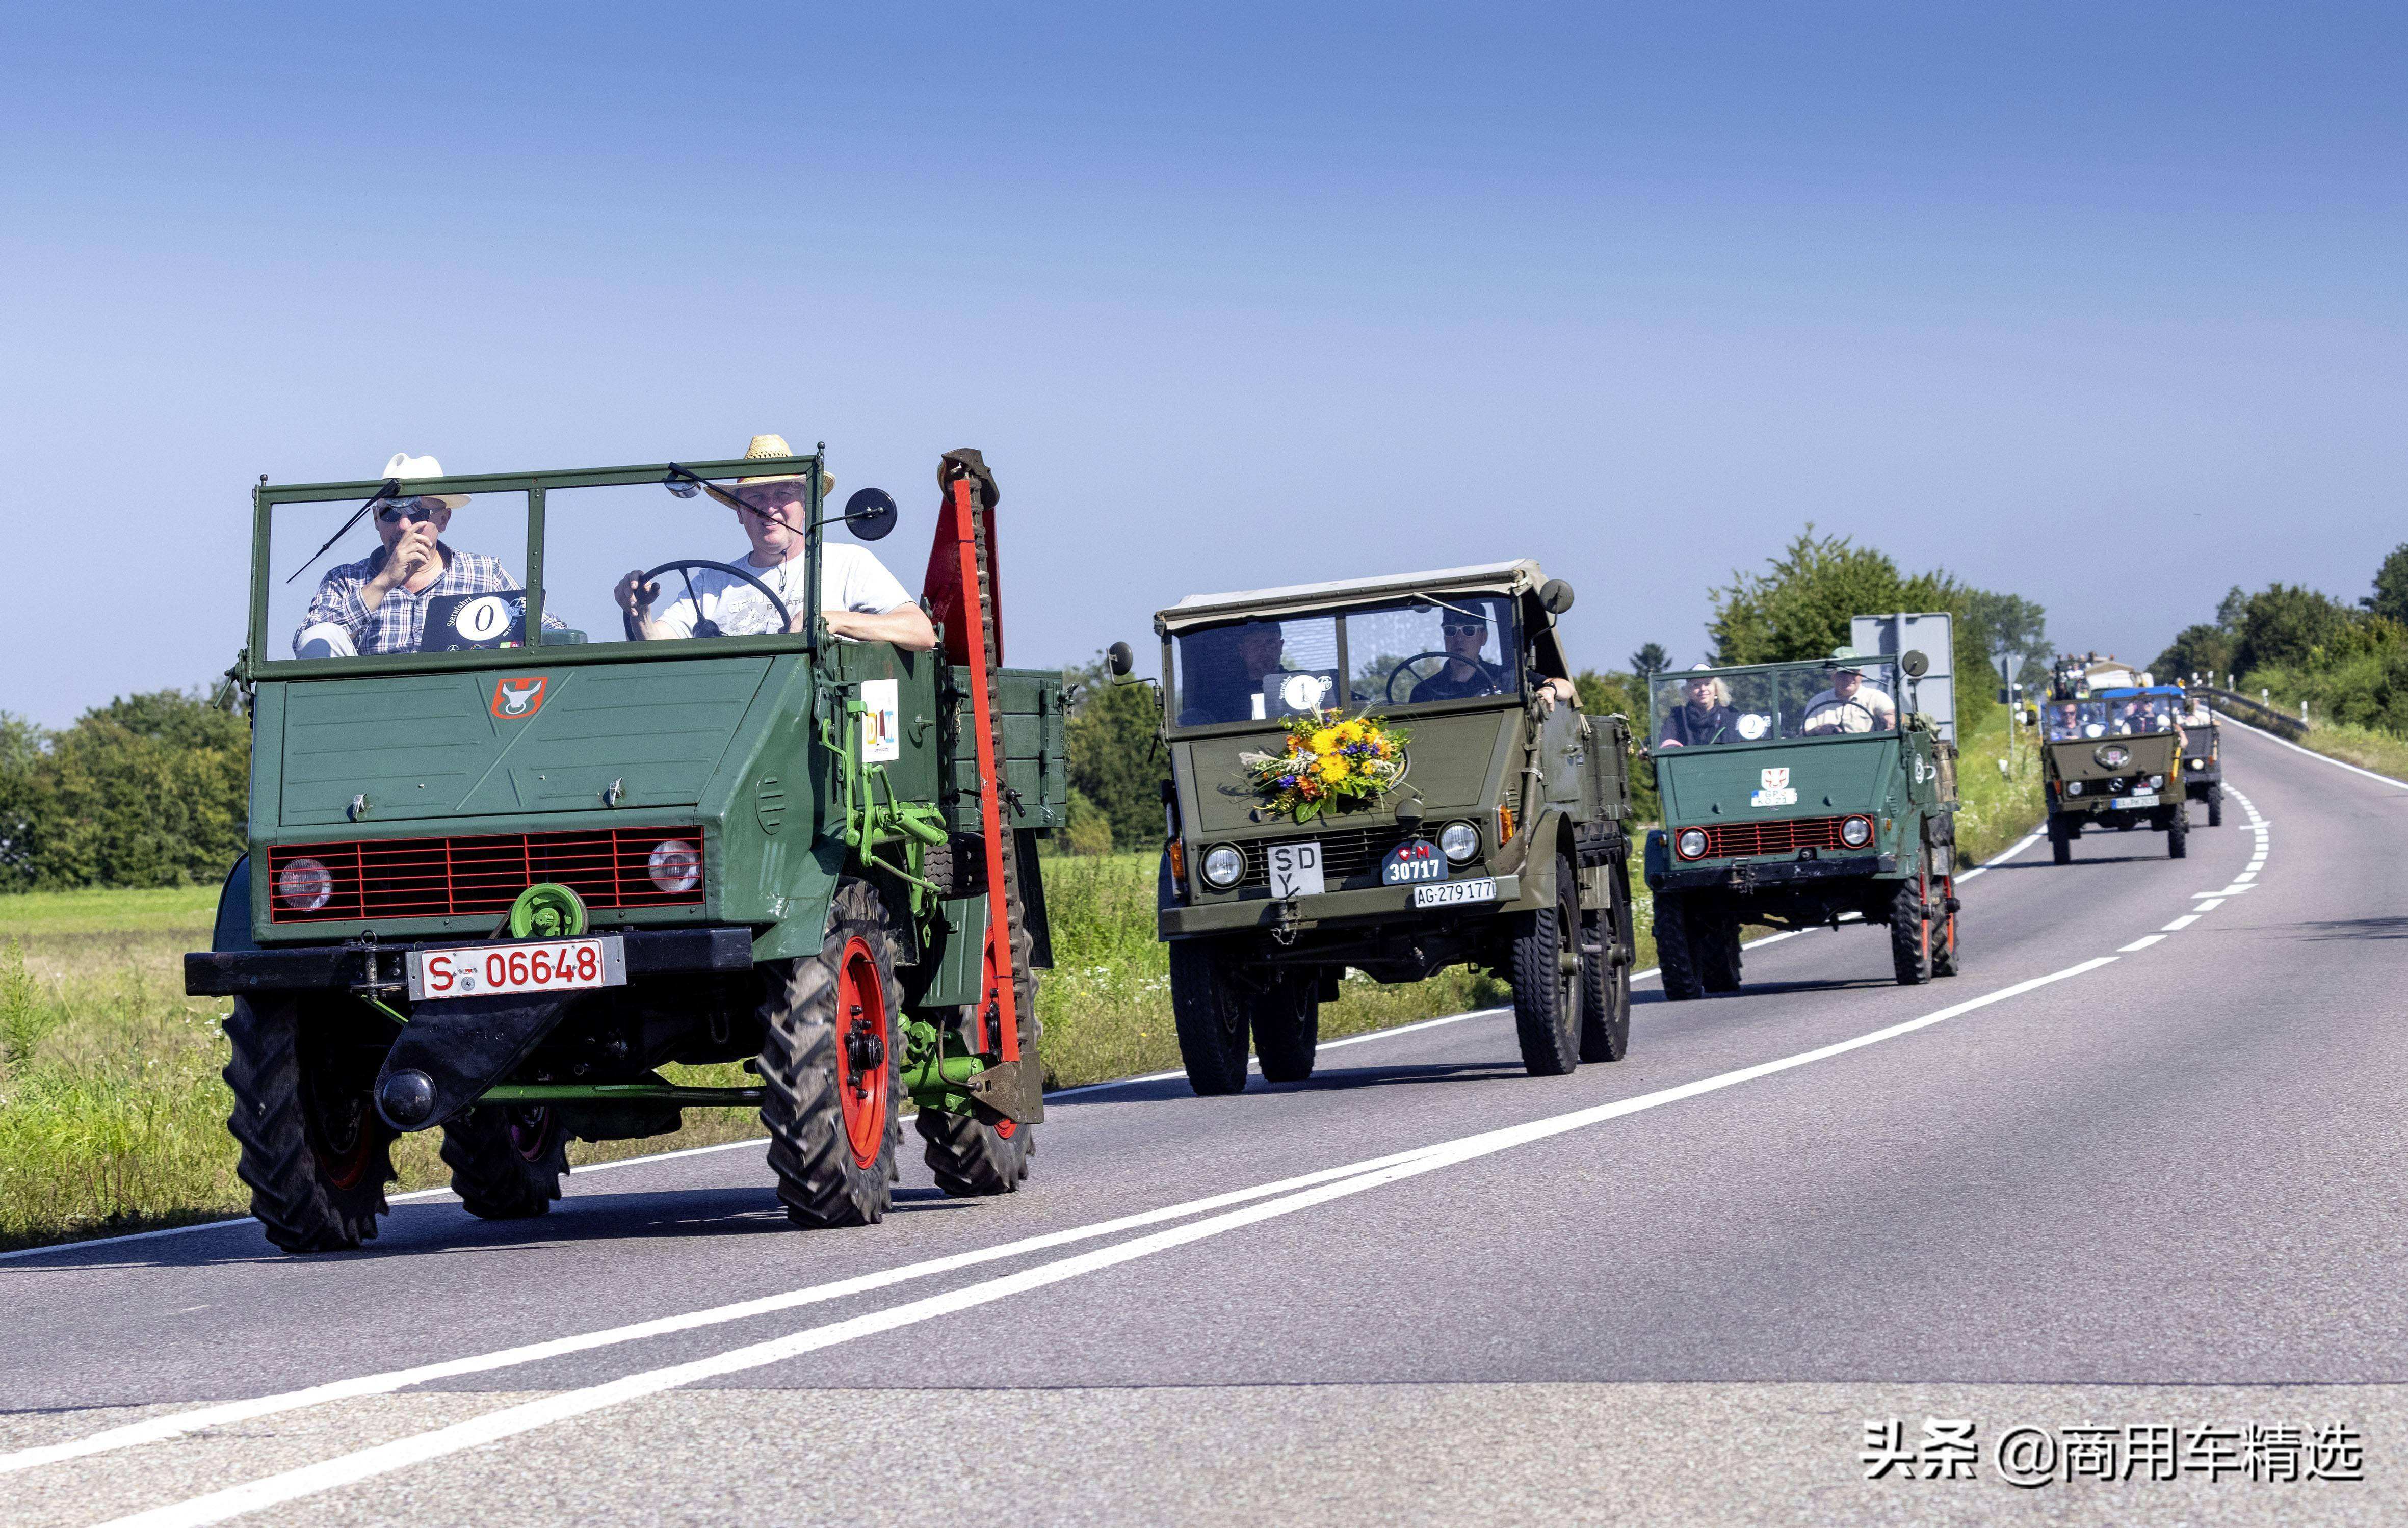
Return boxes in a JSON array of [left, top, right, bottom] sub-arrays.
[[1156, 560, 1543, 631]]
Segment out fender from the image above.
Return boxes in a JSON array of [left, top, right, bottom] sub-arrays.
[[211, 855, 259, 954]]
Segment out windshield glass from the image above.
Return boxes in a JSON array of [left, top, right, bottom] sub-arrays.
[[1651, 658, 1903, 749], [273, 490, 543, 661], [2099, 693, 2181, 735], [1168, 592, 1522, 728], [2044, 701, 2112, 740]]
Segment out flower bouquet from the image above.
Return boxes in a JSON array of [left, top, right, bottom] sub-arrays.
[[1240, 712, 1410, 823]]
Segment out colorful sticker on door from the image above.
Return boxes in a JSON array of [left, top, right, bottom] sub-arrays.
[[861, 678, 901, 763]]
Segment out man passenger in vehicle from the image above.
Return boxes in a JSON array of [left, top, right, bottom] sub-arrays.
[[1656, 666, 1739, 748], [295, 453, 553, 657], [1800, 661, 1898, 735], [1175, 621, 1290, 725], [613, 434, 936, 650]]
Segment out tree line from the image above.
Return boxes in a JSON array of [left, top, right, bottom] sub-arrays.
[[0, 692, 250, 892], [2154, 543, 2408, 735]]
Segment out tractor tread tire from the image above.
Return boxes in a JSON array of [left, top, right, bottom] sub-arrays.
[[440, 1107, 569, 1220], [1252, 981, 1321, 1084], [1577, 904, 1631, 1062], [1698, 901, 1743, 994], [759, 878, 902, 1229], [2050, 820, 2073, 865], [1170, 940, 1252, 1095], [1510, 854, 1582, 1076], [918, 920, 1040, 1197], [2208, 787, 2224, 829], [2167, 812, 2189, 859], [222, 997, 395, 1254], [1890, 879, 1932, 986], [1654, 889, 1706, 1002]]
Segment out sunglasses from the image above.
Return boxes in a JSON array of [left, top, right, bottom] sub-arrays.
[[375, 498, 446, 525], [1441, 621, 1489, 636]]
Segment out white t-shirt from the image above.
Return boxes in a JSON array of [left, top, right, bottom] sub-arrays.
[[1801, 683, 1898, 734], [649, 545, 912, 640]]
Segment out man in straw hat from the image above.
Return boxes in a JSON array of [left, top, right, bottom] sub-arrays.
[[295, 453, 551, 657], [613, 434, 937, 650], [1800, 652, 1898, 735]]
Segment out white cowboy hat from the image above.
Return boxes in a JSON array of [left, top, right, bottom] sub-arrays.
[[382, 453, 470, 510], [733, 433, 833, 498]]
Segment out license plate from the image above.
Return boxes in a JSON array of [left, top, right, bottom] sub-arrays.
[[407, 936, 626, 1001], [1268, 841, 1325, 899], [1414, 877, 1497, 909], [2125, 793, 2159, 808]]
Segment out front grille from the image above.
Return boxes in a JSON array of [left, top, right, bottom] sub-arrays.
[[266, 827, 704, 923], [1695, 815, 1851, 860], [1238, 824, 1423, 890]]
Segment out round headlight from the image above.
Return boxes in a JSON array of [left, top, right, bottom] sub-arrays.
[[1200, 845, 1245, 889], [1676, 828, 1708, 860], [648, 839, 701, 894], [277, 857, 333, 912], [2066, 780, 2083, 796], [2149, 774, 2163, 789], [1438, 822, 1480, 863], [1840, 815, 1872, 848]]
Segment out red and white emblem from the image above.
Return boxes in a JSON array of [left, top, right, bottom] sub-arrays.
[[490, 676, 548, 720]]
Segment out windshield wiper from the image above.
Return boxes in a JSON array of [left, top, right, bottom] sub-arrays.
[[1408, 591, 1486, 622], [283, 478, 401, 585]]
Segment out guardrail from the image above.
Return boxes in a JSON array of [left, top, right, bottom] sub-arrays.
[[2195, 687, 2313, 740]]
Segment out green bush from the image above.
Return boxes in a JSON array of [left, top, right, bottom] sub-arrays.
[[0, 690, 249, 892]]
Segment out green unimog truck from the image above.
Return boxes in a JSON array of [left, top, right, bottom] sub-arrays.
[[1642, 642, 1960, 997], [2038, 683, 2189, 862], [186, 447, 1064, 1252], [1132, 561, 1637, 1092], [2179, 690, 2224, 828]]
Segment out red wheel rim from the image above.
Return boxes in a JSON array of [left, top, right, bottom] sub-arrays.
[[316, 1102, 375, 1190], [834, 935, 890, 1169]]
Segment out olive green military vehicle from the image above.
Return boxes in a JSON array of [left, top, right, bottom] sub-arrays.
[[1642, 641, 1959, 996], [2180, 690, 2225, 828], [2038, 683, 2189, 862], [1129, 561, 1636, 1091], [186, 448, 1064, 1252]]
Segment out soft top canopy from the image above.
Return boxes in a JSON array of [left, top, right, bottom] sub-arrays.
[[2096, 686, 2186, 698], [1157, 559, 1543, 632]]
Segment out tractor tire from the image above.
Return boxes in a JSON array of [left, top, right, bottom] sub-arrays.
[[2050, 819, 2073, 865], [440, 1105, 570, 1219], [760, 877, 903, 1229], [1931, 882, 1961, 979], [223, 996, 396, 1254], [918, 918, 1042, 1197], [2208, 786, 2224, 828], [1697, 900, 1744, 994], [1578, 902, 1631, 1062], [1510, 854, 1582, 1076], [2167, 808, 2189, 859], [1252, 978, 1321, 1084], [1170, 939, 1251, 1095], [1653, 889, 1706, 1002], [1890, 878, 1932, 986]]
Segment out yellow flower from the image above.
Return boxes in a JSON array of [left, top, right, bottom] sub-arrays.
[[1318, 755, 1352, 782], [1338, 720, 1366, 744], [1309, 728, 1341, 755]]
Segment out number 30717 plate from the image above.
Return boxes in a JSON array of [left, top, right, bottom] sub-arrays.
[[1413, 878, 1497, 909], [406, 936, 627, 1001]]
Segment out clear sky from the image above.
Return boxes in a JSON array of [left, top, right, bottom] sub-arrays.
[[3, 3, 2401, 724]]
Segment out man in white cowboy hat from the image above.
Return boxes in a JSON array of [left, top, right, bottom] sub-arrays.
[[1800, 652, 1898, 735], [612, 434, 937, 650], [294, 453, 554, 657]]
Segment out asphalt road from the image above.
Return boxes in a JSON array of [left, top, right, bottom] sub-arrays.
[[5, 718, 2404, 1527]]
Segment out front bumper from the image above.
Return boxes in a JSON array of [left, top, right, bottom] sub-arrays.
[[1159, 873, 1527, 939], [1647, 849, 1892, 894], [185, 926, 758, 997]]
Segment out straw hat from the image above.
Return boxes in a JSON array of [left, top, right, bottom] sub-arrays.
[[734, 434, 833, 498], [382, 453, 469, 510]]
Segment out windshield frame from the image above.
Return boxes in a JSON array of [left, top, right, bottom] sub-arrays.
[[248, 453, 828, 678], [1647, 655, 1909, 751], [1160, 588, 1528, 736]]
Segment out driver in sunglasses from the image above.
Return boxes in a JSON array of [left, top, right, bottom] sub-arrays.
[[293, 453, 557, 657], [1407, 608, 1575, 710]]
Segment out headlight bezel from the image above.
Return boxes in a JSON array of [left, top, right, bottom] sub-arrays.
[[276, 856, 334, 912], [1437, 821, 1481, 864], [1674, 827, 1709, 860], [1839, 814, 1874, 849], [1199, 844, 1246, 889]]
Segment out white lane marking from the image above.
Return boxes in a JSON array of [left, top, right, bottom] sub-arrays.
[[2118, 935, 2166, 952], [2162, 915, 2199, 932], [2195, 898, 2226, 911], [1956, 826, 2045, 883], [0, 1145, 1450, 1477], [2195, 884, 2255, 897], [2213, 711, 2408, 792], [90, 956, 2122, 1528]]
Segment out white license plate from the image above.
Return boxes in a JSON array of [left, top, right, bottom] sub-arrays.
[[1268, 841, 1326, 899], [1414, 877, 1497, 909], [407, 936, 626, 1001], [2124, 793, 2160, 808]]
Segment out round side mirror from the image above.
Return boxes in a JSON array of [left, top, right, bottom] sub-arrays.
[[1900, 649, 1929, 678], [843, 487, 898, 541], [1105, 641, 1135, 678], [1539, 578, 1575, 616]]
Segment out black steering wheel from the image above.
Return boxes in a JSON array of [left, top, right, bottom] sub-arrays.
[[622, 560, 794, 641], [1385, 651, 1500, 703]]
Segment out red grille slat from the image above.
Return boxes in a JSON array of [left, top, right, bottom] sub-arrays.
[[267, 827, 703, 923], [1697, 816, 1850, 859]]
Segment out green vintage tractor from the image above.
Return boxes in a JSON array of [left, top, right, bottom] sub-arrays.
[[1642, 642, 1960, 996], [186, 447, 1064, 1252]]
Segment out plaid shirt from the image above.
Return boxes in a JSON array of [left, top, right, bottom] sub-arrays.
[[297, 543, 556, 656]]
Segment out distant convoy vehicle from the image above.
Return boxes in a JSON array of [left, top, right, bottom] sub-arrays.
[[1640, 617, 1962, 995], [2181, 693, 2226, 828], [2039, 662, 2191, 863], [1130, 561, 1637, 1089], [187, 447, 1065, 1252]]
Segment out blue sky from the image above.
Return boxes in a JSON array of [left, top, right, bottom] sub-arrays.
[[4, 3, 2402, 723]]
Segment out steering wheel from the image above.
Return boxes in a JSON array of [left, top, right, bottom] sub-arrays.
[[622, 560, 794, 641], [1385, 651, 1500, 703]]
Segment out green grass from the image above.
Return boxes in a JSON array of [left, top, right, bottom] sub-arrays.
[[0, 717, 2038, 1255], [2282, 720, 2408, 781]]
